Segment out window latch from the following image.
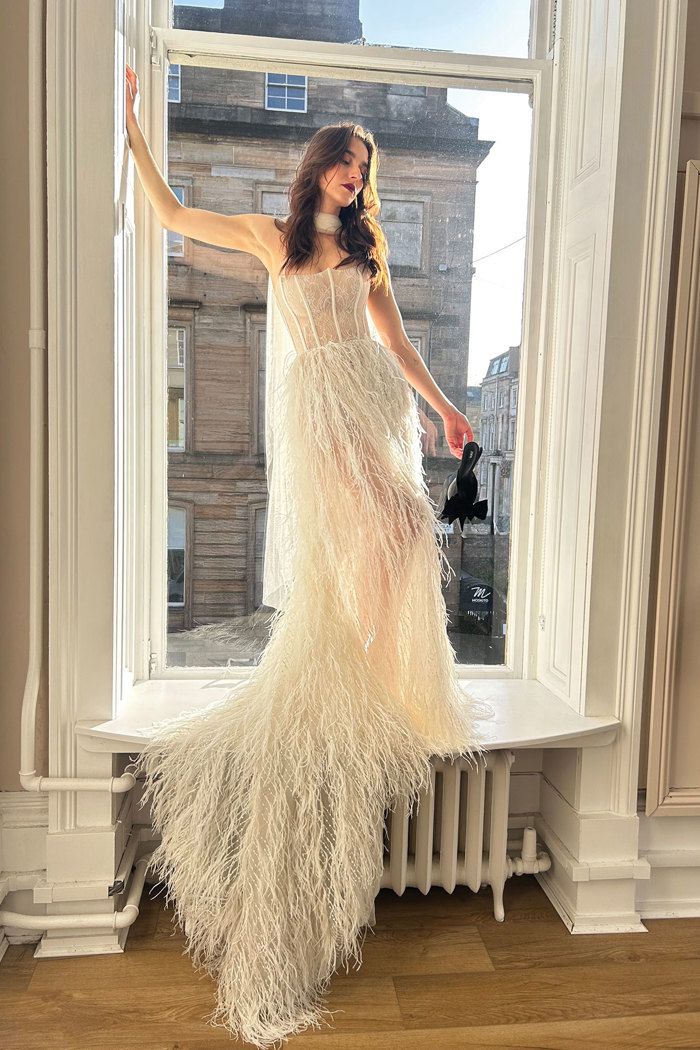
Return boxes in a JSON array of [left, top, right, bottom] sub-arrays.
[[150, 27, 161, 70]]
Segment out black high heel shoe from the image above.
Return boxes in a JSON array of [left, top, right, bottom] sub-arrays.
[[436, 440, 489, 530]]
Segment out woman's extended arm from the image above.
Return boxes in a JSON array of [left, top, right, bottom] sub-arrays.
[[125, 64, 271, 259], [367, 272, 474, 456]]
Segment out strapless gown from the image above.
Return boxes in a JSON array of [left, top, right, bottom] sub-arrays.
[[132, 262, 493, 1048]]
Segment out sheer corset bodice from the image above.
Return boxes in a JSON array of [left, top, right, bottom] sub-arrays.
[[273, 263, 373, 354]]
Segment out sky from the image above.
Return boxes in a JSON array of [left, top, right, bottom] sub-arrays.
[[174, 0, 532, 385]]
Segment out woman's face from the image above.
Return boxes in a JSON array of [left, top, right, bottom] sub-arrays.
[[318, 136, 370, 212]]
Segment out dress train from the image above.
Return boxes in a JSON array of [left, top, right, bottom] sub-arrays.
[[132, 265, 492, 1047]]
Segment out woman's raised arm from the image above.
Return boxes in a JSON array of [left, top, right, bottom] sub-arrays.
[[161, 203, 273, 257], [125, 64, 271, 259]]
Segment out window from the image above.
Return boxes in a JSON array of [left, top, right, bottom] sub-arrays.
[[157, 59, 531, 670], [253, 505, 267, 610], [168, 326, 185, 368], [265, 73, 307, 112], [260, 190, 290, 217], [168, 506, 186, 607], [381, 199, 425, 270], [109, 4, 667, 688], [168, 61, 181, 103], [171, 0, 534, 58], [256, 326, 266, 455], [167, 327, 186, 450], [388, 84, 428, 97]]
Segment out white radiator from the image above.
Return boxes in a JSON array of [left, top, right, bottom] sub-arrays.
[[379, 749, 543, 922]]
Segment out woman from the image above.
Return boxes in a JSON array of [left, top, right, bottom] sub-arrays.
[[125, 64, 491, 1048]]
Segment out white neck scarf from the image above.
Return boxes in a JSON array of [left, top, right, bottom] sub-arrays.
[[313, 211, 342, 234]]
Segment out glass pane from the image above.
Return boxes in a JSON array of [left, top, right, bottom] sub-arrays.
[[167, 387, 185, 448], [163, 59, 530, 668], [167, 507, 186, 606], [167, 327, 185, 368], [172, 0, 533, 59], [261, 190, 288, 213], [382, 200, 424, 224]]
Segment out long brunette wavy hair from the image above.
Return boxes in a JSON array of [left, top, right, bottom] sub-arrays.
[[274, 122, 390, 294]]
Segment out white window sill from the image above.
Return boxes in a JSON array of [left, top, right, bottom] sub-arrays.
[[76, 678, 619, 753]]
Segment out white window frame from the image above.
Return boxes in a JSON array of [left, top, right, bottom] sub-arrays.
[[47, 0, 686, 828]]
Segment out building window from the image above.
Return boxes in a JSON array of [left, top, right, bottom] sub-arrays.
[[261, 189, 289, 216], [167, 186, 185, 256], [253, 504, 266, 610], [168, 506, 186, 607], [257, 326, 267, 455], [265, 73, 307, 112], [387, 84, 428, 97], [168, 62, 181, 103], [167, 326, 186, 450], [381, 199, 424, 269]]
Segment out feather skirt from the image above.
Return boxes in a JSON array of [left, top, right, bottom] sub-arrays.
[[132, 335, 493, 1048]]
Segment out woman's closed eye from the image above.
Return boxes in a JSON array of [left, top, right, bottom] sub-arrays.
[[343, 159, 368, 181]]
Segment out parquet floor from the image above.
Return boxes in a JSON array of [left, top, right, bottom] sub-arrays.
[[1, 876, 700, 1049]]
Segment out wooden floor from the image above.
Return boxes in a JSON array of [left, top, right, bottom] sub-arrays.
[[2, 876, 700, 1050]]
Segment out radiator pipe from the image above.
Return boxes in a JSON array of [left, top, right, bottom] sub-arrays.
[[501, 825, 552, 877], [0, 853, 153, 933]]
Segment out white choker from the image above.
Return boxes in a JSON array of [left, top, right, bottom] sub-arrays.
[[314, 211, 342, 234]]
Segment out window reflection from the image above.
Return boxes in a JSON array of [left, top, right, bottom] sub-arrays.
[[172, 0, 532, 60], [168, 61, 181, 104], [266, 73, 308, 112], [168, 507, 186, 608], [167, 327, 186, 450], [381, 199, 424, 270]]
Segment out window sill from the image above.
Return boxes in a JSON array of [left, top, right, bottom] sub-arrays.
[[76, 678, 619, 753]]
